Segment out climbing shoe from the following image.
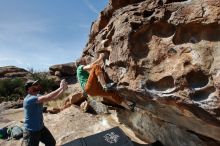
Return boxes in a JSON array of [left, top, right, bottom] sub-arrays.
[[129, 102, 136, 112], [103, 82, 117, 92]]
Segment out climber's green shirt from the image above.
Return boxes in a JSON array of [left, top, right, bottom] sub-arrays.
[[77, 65, 89, 90]]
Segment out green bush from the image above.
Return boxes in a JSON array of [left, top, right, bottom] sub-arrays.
[[0, 78, 25, 101], [0, 71, 58, 102]]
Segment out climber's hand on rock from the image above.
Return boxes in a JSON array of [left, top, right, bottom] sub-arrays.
[[80, 101, 89, 112], [98, 53, 105, 60], [60, 79, 68, 90]]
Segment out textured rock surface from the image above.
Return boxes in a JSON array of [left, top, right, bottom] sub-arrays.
[[49, 62, 77, 84], [0, 106, 146, 146], [0, 66, 29, 78], [81, 0, 220, 146], [49, 62, 76, 77]]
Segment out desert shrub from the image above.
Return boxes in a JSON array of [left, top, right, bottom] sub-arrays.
[[0, 70, 58, 102], [0, 78, 25, 101]]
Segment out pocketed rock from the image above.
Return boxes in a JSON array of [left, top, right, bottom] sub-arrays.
[[81, 0, 220, 145]]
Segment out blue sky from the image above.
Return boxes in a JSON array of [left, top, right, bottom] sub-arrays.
[[0, 0, 108, 71]]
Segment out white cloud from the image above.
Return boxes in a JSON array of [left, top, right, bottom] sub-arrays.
[[0, 18, 49, 46], [0, 38, 83, 70], [82, 0, 99, 14], [0, 3, 86, 71], [0, 59, 22, 65], [0, 20, 47, 34], [0, 55, 23, 66]]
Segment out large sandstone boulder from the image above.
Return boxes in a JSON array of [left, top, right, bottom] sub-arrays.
[[49, 62, 76, 77], [81, 0, 220, 146], [49, 63, 77, 84], [0, 66, 29, 78]]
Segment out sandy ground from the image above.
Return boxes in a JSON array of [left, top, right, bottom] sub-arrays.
[[0, 105, 146, 146]]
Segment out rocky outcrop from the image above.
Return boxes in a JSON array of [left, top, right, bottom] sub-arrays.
[[0, 101, 23, 114], [49, 62, 76, 77], [0, 66, 29, 78], [81, 0, 220, 146], [49, 62, 77, 84]]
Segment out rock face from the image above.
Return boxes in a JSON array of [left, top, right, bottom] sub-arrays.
[[0, 66, 29, 78], [81, 0, 220, 146]]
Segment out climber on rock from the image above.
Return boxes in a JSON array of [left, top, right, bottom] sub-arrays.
[[75, 41, 136, 111]]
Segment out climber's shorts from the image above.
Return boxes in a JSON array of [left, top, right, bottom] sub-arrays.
[[84, 64, 124, 104]]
